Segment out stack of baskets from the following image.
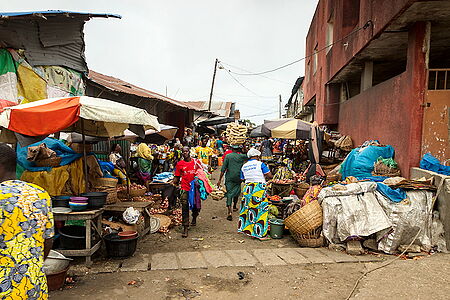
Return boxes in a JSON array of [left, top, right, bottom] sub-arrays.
[[285, 200, 324, 247], [93, 177, 118, 204]]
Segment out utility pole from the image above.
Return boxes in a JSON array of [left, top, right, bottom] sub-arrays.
[[208, 58, 219, 111], [279, 94, 282, 118]]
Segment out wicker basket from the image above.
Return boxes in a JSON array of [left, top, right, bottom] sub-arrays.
[[94, 177, 118, 188], [118, 187, 147, 199], [291, 227, 324, 247], [35, 156, 62, 167], [293, 183, 309, 198], [372, 161, 401, 177], [93, 186, 118, 204], [284, 200, 323, 235]]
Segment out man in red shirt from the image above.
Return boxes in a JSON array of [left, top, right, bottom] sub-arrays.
[[173, 146, 199, 238]]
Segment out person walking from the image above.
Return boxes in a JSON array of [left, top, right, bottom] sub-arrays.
[[238, 148, 273, 240], [194, 137, 214, 167], [173, 146, 200, 238], [0, 143, 54, 299], [217, 145, 247, 221]]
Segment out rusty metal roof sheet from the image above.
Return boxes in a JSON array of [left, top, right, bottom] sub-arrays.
[[0, 10, 121, 19], [184, 100, 234, 116], [88, 70, 200, 110]]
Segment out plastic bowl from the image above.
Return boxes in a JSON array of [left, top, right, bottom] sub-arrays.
[[44, 250, 70, 275], [69, 203, 87, 211], [118, 231, 138, 240]]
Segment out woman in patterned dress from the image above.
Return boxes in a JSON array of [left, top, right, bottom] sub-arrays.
[[238, 148, 273, 240]]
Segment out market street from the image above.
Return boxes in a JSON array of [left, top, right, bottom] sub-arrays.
[[50, 178, 450, 299]]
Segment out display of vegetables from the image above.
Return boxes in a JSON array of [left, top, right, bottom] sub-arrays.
[[225, 123, 248, 145], [269, 195, 281, 202], [117, 183, 146, 192]]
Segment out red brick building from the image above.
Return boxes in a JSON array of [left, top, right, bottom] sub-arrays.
[[303, 0, 450, 176]]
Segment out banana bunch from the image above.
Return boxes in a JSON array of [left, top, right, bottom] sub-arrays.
[[226, 123, 248, 145]]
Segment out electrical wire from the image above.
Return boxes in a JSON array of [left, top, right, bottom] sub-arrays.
[[220, 64, 262, 97], [220, 61, 292, 85], [223, 20, 373, 76], [241, 110, 279, 118]]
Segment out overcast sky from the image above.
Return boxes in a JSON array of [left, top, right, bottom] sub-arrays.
[[3, 0, 318, 124]]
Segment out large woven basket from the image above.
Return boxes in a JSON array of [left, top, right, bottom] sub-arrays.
[[35, 156, 62, 167], [293, 183, 309, 198], [291, 227, 324, 247], [284, 200, 323, 235], [118, 187, 146, 199], [93, 186, 118, 204], [94, 177, 118, 188]]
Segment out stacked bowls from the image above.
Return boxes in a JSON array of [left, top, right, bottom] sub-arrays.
[[69, 197, 88, 211]]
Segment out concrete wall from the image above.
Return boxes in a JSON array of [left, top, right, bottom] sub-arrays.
[[304, 0, 413, 124], [338, 23, 428, 176]]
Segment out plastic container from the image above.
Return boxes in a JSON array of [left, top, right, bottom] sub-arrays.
[[46, 266, 69, 291], [104, 233, 138, 258], [59, 225, 86, 250], [69, 203, 88, 212], [118, 230, 138, 240], [81, 192, 107, 209], [52, 196, 71, 208], [69, 197, 88, 204], [269, 218, 285, 239]]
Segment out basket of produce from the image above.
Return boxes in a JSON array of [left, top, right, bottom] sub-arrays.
[[210, 188, 225, 201], [117, 183, 147, 199], [93, 186, 118, 204], [291, 227, 324, 248], [226, 123, 248, 145], [94, 177, 118, 188], [293, 182, 310, 198], [372, 157, 401, 177], [35, 156, 62, 167], [285, 200, 322, 235]]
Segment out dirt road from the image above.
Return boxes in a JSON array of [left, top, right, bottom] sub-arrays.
[[50, 171, 450, 299]]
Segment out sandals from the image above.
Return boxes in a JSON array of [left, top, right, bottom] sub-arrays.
[[227, 215, 233, 221]]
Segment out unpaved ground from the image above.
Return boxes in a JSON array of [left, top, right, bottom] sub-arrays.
[[50, 170, 450, 299]]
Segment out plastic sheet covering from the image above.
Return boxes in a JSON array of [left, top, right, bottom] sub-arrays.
[[320, 182, 392, 244], [20, 157, 85, 196], [375, 190, 433, 254]]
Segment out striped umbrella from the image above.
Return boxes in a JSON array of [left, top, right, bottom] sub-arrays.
[[262, 118, 312, 139], [0, 96, 160, 137]]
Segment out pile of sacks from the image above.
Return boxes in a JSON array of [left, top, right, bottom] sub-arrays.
[[226, 123, 247, 145]]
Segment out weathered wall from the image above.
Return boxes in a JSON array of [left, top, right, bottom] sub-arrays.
[[423, 90, 450, 162], [303, 0, 413, 124], [338, 22, 428, 176]]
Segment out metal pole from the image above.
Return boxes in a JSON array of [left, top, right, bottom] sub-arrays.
[[81, 119, 89, 193], [279, 95, 282, 118], [208, 58, 219, 111]]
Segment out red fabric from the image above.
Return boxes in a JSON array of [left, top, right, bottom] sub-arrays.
[[222, 149, 232, 161], [0, 99, 16, 113], [8, 97, 81, 136], [174, 159, 196, 191]]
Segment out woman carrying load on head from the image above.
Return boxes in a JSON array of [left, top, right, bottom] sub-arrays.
[[238, 148, 273, 240]]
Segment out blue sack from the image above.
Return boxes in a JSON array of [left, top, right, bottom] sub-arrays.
[[420, 153, 450, 176]]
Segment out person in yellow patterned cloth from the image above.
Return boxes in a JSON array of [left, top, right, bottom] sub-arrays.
[[0, 143, 54, 299]]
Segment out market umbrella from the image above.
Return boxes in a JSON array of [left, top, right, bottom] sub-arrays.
[[0, 96, 160, 139], [120, 124, 178, 144], [262, 118, 312, 139], [250, 125, 267, 138], [0, 99, 16, 112]]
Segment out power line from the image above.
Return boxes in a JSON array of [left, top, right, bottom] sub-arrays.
[[222, 20, 373, 76], [220, 63, 262, 97], [220, 61, 292, 85], [241, 110, 279, 118]]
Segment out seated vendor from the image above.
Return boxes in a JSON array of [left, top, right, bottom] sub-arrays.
[[109, 144, 127, 184]]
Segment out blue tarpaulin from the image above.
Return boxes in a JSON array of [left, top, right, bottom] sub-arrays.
[[420, 153, 450, 176], [17, 138, 82, 172], [340, 144, 407, 202]]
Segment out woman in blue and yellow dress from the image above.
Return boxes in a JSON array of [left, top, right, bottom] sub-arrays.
[[238, 148, 273, 240]]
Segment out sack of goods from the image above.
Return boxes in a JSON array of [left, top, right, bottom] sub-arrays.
[[226, 123, 248, 145]]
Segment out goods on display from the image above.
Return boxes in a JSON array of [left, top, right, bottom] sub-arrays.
[[225, 123, 248, 145]]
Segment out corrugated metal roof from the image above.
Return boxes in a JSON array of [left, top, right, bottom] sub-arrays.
[[88, 70, 200, 110], [184, 100, 234, 117], [0, 19, 89, 72], [0, 10, 121, 19]]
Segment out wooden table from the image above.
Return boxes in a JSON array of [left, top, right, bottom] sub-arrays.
[[104, 202, 154, 236], [147, 181, 173, 192], [54, 209, 103, 266]]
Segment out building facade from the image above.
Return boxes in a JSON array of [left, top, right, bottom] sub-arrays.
[[304, 0, 450, 175]]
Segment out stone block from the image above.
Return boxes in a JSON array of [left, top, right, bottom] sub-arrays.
[[177, 252, 208, 269], [225, 250, 257, 267], [151, 253, 179, 270], [202, 251, 233, 268]]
